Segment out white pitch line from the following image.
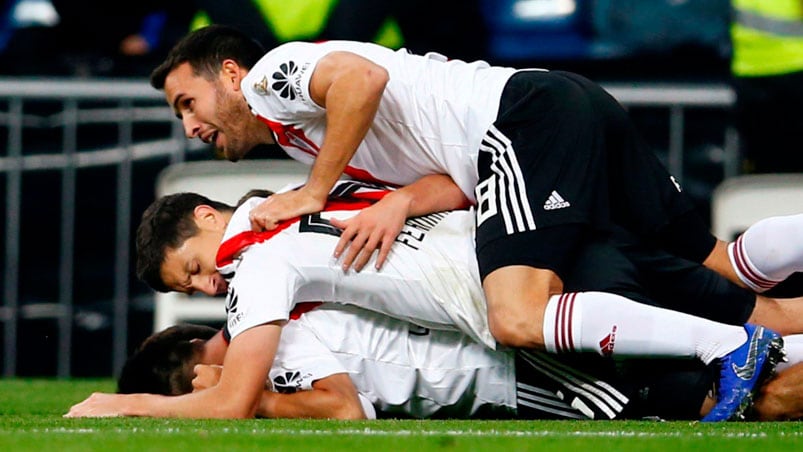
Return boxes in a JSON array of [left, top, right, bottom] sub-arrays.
[[13, 427, 803, 439]]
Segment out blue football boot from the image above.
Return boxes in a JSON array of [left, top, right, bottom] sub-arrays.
[[701, 323, 786, 422]]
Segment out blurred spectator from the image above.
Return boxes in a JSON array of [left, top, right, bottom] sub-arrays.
[[0, 0, 195, 76], [730, 0, 803, 173], [193, 0, 485, 61], [1, 0, 487, 76], [322, 0, 487, 61], [192, 0, 280, 50]]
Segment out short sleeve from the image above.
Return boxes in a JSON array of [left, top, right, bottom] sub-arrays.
[[269, 321, 349, 392], [242, 41, 326, 122]]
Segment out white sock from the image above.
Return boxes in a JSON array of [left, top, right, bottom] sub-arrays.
[[542, 292, 747, 364], [729, 214, 803, 292], [777, 334, 803, 373]]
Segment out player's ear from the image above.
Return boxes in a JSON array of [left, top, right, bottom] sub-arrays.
[[221, 59, 245, 91], [193, 205, 224, 228]]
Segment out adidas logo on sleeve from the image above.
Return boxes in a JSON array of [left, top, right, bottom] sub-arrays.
[[543, 191, 571, 210]]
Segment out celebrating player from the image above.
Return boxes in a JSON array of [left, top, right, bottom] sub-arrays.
[[66, 179, 792, 420], [148, 26, 803, 420]]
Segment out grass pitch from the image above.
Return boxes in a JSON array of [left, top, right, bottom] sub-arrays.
[[1, 379, 802, 451]]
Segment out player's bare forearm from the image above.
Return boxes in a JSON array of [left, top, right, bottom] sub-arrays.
[[66, 323, 283, 418], [398, 174, 472, 217], [332, 174, 470, 271], [306, 51, 388, 203], [258, 373, 366, 419]]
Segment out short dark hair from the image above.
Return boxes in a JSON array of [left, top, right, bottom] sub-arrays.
[[136, 192, 233, 292], [236, 188, 275, 207], [150, 24, 266, 90], [118, 324, 219, 396]]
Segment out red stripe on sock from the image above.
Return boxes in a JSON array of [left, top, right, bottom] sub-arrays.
[[554, 294, 563, 353], [734, 236, 775, 289], [566, 292, 576, 351]]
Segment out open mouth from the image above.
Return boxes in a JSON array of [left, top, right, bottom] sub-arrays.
[[202, 131, 219, 145]]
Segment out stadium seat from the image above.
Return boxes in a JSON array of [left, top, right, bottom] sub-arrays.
[[152, 159, 308, 332], [711, 174, 803, 242]]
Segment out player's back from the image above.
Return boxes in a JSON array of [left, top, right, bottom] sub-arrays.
[[218, 180, 494, 347], [275, 304, 516, 418]]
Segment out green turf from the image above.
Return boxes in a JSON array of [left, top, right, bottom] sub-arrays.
[[1, 378, 802, 451]]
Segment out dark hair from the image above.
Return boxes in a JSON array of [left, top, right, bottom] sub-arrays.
[[136, 192, 233, 292], [150, 24, 265, 90], [236, 188, 275, 207], [118, 324, 219, 396]]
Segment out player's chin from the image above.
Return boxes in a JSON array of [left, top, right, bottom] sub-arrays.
[[221, 142, 246, 162]]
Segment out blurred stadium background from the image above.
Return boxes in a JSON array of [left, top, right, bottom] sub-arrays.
[[0, 0, 794, 378]]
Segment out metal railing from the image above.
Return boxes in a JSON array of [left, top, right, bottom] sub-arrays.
[[0, 78, 205, 378], [0, 77, 738, 378]]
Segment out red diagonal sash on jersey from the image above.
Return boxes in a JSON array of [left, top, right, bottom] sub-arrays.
[[215, 194, 389, 268], [257, 116, 396, 186]]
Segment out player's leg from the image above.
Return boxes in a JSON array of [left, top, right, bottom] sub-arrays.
[[727, 213, 803, 294], [586, 74, 802, 295], [747, 296, 803, 336], [752, 334, 803, 420], [481, 71, 784, 420]]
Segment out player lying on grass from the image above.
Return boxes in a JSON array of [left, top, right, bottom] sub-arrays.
[[114, 307, 803, 421], [67, 179, 800, 420], [111, 193, 803, 422]]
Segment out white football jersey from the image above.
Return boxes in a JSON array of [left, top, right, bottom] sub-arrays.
[[270, 304, 517, 419], [217, 180, 494, 348], [241, 40, 521, 202]]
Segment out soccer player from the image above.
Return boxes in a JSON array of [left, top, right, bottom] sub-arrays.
[[66, 181, 787, 420], [117, 307, 803, 421], [149, 26, 802, 420]]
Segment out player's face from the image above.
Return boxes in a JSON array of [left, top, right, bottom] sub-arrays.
[[163, 63, 267, 162], [160, 221, 228, 296]]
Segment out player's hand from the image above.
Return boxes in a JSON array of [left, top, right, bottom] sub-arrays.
[[249, 188, 326, 231], [192, 364, 223, 392], [64, 392, 126, 418], [331, 191, 410, 271]]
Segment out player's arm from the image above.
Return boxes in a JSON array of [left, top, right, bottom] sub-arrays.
[[258, 373, 367, 419], [192, 365, 367, 419], [249, 51, 389, 231], [332, 173, 471, 271], [65, 323, 282, 418]]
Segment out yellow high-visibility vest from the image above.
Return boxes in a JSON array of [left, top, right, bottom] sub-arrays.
[[731, 0, 803, 76], [192, 0, 403, 49]]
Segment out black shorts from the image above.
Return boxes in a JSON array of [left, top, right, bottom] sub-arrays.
[[475, 70, 715, 280], [514, 349, 715, 420], [562, 226, 756, 325]]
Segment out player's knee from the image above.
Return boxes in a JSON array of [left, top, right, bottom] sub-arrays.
[[754, 377, 795, 420], [488, 309, 545, 349]]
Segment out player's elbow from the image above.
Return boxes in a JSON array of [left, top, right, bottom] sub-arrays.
[[364, 65, 389, 95], [329, 401, 367, 420]]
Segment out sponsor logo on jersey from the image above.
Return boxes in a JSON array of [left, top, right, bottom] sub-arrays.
[[225, 286, 245, 330], [599, 325, 617, 357], [543, 190, 570, 210], [225, 286, 238, 314], [272, 62, 298, 100], [253, 75, 270, 96], [273, 370, 312, 393]]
